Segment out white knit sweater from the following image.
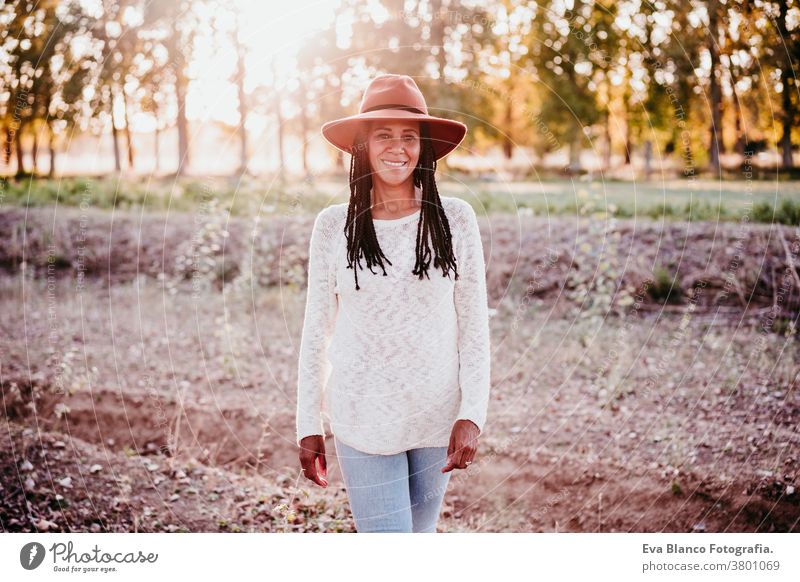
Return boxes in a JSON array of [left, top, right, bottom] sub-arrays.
[[295, 192, 491, 455]]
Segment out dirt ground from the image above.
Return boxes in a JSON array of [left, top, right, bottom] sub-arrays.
[[2, 267, 798, 533]]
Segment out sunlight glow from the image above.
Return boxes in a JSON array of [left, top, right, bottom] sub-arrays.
[[138, 0, 343, 130]]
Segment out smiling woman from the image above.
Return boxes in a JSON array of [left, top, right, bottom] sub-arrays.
[[296, 74, 490, 534]]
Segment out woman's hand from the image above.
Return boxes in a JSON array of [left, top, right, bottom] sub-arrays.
[[441, 419, 480, 473], [299, 435, 328, 487]]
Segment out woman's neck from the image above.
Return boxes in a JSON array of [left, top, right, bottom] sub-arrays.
[[371, 181, 420, 214]]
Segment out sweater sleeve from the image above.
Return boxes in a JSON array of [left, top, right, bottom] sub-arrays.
[[295, 207, 339, 446], [453, 201, 491, 433]]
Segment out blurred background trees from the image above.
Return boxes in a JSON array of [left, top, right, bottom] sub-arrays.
[[1, 0, 799, 179]]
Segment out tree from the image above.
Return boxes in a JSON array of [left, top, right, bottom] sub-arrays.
[[767, 0, 799, 168], [142, 0, 200, 176], [706, 0, 724, 173], [527, 0, 603, 172], [87, 0, 144, 173], [41, 1, 94, 177]]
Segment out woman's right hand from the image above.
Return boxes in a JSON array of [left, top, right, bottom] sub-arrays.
[[298, 435, 328, 488]]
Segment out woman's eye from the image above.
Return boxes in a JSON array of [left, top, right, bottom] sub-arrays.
[[376, 134, 416, 141]]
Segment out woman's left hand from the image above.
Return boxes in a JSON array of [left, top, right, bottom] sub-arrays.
[[441, 419, 480, 473]]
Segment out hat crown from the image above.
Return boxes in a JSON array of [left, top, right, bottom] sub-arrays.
[[359, 74, 429, 116]]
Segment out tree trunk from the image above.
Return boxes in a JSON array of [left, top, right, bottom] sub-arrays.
[[708, 0, 722, 173], [569, 133, 582, 173], [154, 109, 161, 175], [276, 101, 285, 180], [48, 124, 56, 178], [42, 86, 54, 176], [334, 82, 346, 171], [624, 121, 632, 165], [15, 123, 26, 177], [122, 89, 135, 170], [271, 60, 285, 181], [503, 93, 513, 160], [299, 77, 309, 176], [235, 26, 248, 176], [176, 72, 190, 176], [31, 127, 39, 175], [110, 91, 122, 173], [778, 0, 794, 169], [4, 126, 11, 166], [734, 108, 745, 156], [729, 66, 747, 156]]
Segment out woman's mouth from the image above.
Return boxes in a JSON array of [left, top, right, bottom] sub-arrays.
[[381, 159, 408, 168]]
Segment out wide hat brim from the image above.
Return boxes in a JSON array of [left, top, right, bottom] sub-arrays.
[[321, 109, 467, 161]]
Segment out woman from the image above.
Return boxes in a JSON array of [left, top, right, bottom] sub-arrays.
[[295, 74, 491, 533]]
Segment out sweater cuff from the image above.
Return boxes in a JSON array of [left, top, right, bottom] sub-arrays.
[[455, 403, 487, 434], [455, 418, 481, 434], [296, 414, 325, 447]]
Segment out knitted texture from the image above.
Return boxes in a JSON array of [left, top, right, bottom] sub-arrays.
[[295, 195, 491, 455]]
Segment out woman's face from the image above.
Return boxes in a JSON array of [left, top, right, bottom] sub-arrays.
[[366, 120, 421, 187]]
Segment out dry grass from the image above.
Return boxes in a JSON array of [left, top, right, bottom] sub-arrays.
[[1, 265, 798, 532]]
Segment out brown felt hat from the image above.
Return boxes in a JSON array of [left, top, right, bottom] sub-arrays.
[[321, 74, 467, 160]]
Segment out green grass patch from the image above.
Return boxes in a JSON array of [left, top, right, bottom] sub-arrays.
[[3, 176, 800, 225]]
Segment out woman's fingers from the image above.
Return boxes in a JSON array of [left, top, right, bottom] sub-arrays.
[[441, 454, 456, 473], [461, 434, 478, 468], [315, 459, 328, 487], [442, 429, 459, 472], [443, 438, 469, 471], [442, 419, 482, 472], [462, 442, 477, 467], [300, 458, 322, 486], [452, 441, 470, 469]]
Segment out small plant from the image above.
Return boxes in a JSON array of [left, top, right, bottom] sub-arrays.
[[750, 199, 800, 225], [648, 266, 683, 304], [776, 198, 800, 225]]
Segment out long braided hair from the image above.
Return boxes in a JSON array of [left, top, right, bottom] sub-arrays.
[[344, 121, 459, 291]]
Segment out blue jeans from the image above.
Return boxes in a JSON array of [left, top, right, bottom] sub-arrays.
[[334, 435, 452, 533]]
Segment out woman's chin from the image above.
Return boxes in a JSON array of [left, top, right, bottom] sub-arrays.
[[373, 172, 414, 187]]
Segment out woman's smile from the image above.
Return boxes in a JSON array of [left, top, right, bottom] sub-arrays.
[[380, 158, 408, 168]]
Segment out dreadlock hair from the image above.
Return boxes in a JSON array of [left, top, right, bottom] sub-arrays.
[[344, 121, 459, 291]]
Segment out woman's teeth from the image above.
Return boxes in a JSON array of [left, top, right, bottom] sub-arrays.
[[382, 159, 407, 168]]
